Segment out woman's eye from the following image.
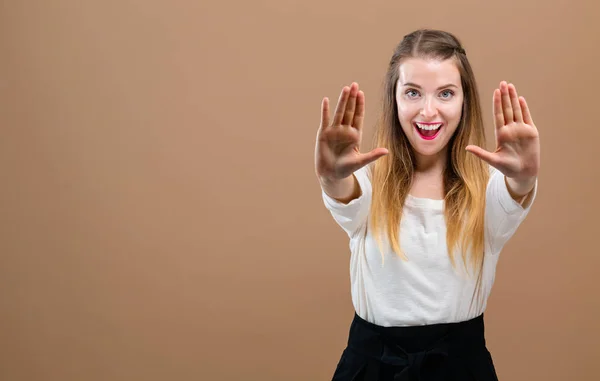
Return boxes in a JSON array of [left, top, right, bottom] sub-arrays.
[[440, 90, 454, 99], [406, 90, 419, 98]]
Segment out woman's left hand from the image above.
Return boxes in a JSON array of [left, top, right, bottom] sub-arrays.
[[466, 81, 540, 191]]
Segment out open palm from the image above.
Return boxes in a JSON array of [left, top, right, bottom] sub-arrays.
[[315, 83, 388, 181], [466, 81, 540, 180]]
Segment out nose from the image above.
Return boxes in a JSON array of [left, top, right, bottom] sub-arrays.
[[420, 97, 438, 118]]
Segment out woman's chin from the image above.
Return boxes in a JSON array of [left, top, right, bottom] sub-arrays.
[[411, 143, 449, 161]]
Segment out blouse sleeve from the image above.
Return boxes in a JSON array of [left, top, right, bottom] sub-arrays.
[[485, 166, 538, 255], [321, 165, 373, 238]]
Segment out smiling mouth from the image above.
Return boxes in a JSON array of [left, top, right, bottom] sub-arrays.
[[414, 122, 443, 140]]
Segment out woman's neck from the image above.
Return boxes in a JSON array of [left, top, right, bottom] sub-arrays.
[[413, 150, 447, 176], [410, 151, 448, 200]]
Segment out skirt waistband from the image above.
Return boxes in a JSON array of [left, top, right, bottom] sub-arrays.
[[350, 313, 487, 342]]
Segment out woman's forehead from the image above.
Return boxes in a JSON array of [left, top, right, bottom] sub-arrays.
[[398, 57, 461, 89]]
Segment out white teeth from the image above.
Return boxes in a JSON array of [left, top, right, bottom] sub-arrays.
[[416, 122, 442, 130]]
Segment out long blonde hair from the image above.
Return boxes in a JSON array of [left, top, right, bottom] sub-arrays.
[[370, 29, 489, 306]]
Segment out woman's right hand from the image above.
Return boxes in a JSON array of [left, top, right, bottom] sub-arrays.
[[315, 82, 388, 182]]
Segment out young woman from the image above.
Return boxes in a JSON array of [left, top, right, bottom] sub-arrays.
[[314, 29, 540, 381]]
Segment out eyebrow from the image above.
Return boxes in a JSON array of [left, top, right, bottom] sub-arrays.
[[401, 82, 459, 90]]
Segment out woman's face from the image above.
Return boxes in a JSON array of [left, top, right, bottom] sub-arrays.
[[396, 57, 464, 161]]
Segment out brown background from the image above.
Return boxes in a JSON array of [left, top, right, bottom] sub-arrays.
[[1, 0, 599, 380]]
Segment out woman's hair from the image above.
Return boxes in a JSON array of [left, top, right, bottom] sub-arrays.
[[369, 29, 489, 308]]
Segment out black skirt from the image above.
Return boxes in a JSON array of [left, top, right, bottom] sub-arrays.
[[331, 313, 499, 381]]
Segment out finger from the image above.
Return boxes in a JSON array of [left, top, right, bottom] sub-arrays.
[[492, 89, 504, 129], [342, 83, 358, 126], [355, 147, 389, 169], [320, 97, 330, 129], [352, 90, 365, 129], [508, 83, 523, 123], [332, 86, 350, 126], [500, 81, 514, 124], [519, 96, 534, 126], [465, 145, 502, 168]]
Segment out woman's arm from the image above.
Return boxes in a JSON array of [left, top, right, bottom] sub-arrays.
[[468, 80, 541, 254], [506, 176, 536, 206], [320, 174, 361, 204], [315, 83, 387, 237]]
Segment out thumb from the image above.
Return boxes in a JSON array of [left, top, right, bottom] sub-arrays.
[[465, 145, 500, 167], [356, 147, 389, 168]]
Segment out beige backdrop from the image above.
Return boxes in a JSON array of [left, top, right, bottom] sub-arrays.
[[1, 0, 599, 380]]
